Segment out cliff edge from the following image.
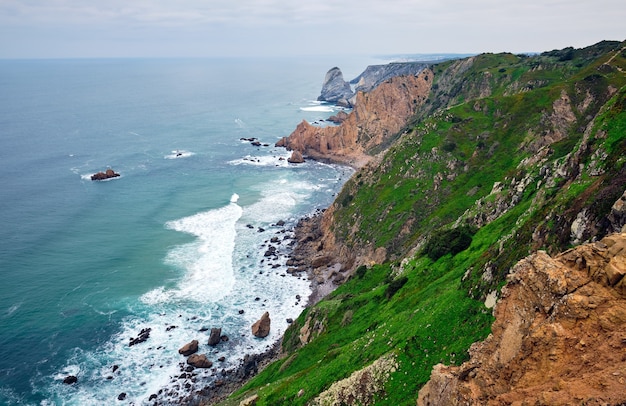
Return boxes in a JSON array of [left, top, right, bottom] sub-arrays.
[[418, 233, 626, 406], [276, 69, 432, 167]]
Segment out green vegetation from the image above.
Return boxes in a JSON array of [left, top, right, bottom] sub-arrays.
[[215, 40, 626, 406]]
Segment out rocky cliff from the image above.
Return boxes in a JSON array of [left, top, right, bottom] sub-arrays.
[[276, 69, 432, 167], [211, 40, 626, 406], [418, 233, 626, 406], [317, 67, 354, 107]]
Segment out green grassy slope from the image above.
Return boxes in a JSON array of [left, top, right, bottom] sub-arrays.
[[215, 40, 626, 405]]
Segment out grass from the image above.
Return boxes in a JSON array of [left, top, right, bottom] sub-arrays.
[[214, 40, 626, 406]]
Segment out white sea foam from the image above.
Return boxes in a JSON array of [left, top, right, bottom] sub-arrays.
[[163, 201, 242, 302], [164, 149, 194, 159], [300, 105, 335, 112], [228, 151, 292, 167]]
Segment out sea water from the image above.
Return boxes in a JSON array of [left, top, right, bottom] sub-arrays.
[[0, 56, 378, 405]]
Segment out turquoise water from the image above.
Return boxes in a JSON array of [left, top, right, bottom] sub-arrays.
[[0, 57, 376, 405]]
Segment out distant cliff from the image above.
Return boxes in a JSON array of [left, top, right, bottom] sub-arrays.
[[277, 68, 432, 167]]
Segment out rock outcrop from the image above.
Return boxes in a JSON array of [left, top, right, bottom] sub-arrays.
[[317, 67, 354, 107], [91, 168, 120, 181], [418, 233, 626, 406], [351, 62, 426, 94], [276, 69, 432, 167], [251, 312, 271, 338]]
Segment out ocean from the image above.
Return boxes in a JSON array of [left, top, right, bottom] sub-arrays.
[[0, 56, 379, 405]]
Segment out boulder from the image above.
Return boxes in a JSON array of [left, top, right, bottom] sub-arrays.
[[187, 354, 213, 369], [208, 328, 222, 346], [251, 312, 271, 338], [287, 151, 304, 164], [91, 168, 120, 181], [178, 339, 199, 356], [63, 375, 77, 385]]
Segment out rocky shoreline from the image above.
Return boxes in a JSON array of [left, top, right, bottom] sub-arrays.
[[189, 209, 342, 405]]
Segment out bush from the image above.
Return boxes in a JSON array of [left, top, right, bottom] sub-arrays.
[[385, 276, 408, 299], [424, 225, 476, 261], [356, 265, 367, 279]]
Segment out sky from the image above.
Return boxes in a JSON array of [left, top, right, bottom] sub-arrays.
[[0, 0, 624, 59]]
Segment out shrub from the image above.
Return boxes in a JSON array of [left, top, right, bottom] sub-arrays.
[[385, 276, 408, 299], [424, 225, 476, 261], [355, 265, 367, 279]]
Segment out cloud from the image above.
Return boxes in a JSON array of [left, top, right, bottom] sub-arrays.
[[0, 0, 624, 58]]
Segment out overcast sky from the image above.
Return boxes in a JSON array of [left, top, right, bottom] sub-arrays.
[[0, 0, 624, 58]]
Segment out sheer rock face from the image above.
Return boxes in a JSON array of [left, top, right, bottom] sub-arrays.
[[418, 233, 626, 406], [277, 69, 433, 168], [317, 67, 354, 107]]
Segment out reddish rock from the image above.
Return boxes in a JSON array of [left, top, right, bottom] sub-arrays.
[[178, 339, 199, 356], [91, 168, 120, 181], [187, 353, 213, 369], [251, 312, 271, 338], [418, 233, 626, 406], [287, 151, 304, 164]]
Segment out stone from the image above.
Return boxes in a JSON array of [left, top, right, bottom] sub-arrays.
[[63, 375, 77, 385], [239, 394, 259, 406], [129, 327, 151, 346], [117, 393, 126, 401], [178, 339, 199, 356], [187, 354, 213, 369], [91, 168, 120, 181], [208, 328, 222, 346], [287, 150, 304, 164], [251, 311, 271, 338]]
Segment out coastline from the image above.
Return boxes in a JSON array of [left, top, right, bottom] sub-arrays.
[[192, 209, 341, 405]]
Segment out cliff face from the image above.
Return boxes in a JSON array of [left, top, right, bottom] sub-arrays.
[[418, 233, 626, 406], [276, 69, 432, 166], [214, 41, 626, 406]]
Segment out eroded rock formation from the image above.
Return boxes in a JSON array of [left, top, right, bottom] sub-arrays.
[[276, 69, 432, 167], [318, 67, 353, 107], [418, 233, 626, 406], [91, 168, 120, 180]]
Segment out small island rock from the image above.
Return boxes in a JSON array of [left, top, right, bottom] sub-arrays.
[[91, 168, 120, 181]]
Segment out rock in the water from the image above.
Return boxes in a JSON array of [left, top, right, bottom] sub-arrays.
[[117, 393, 126, 401], [251, 311, 271, 338], [178, 339, 199, 356], [63, 375, 77, 385], [129, 327, 151, 346], [317, 67, 354, 107], [287, 151, 304, 164], [187, 354, 213, 369], [208, 328, 222, 346], [91, 168, 120, 181]]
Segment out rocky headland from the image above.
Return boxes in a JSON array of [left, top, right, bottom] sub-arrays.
[[209, 41, 626, 405], [276, 68, 432, 167]]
